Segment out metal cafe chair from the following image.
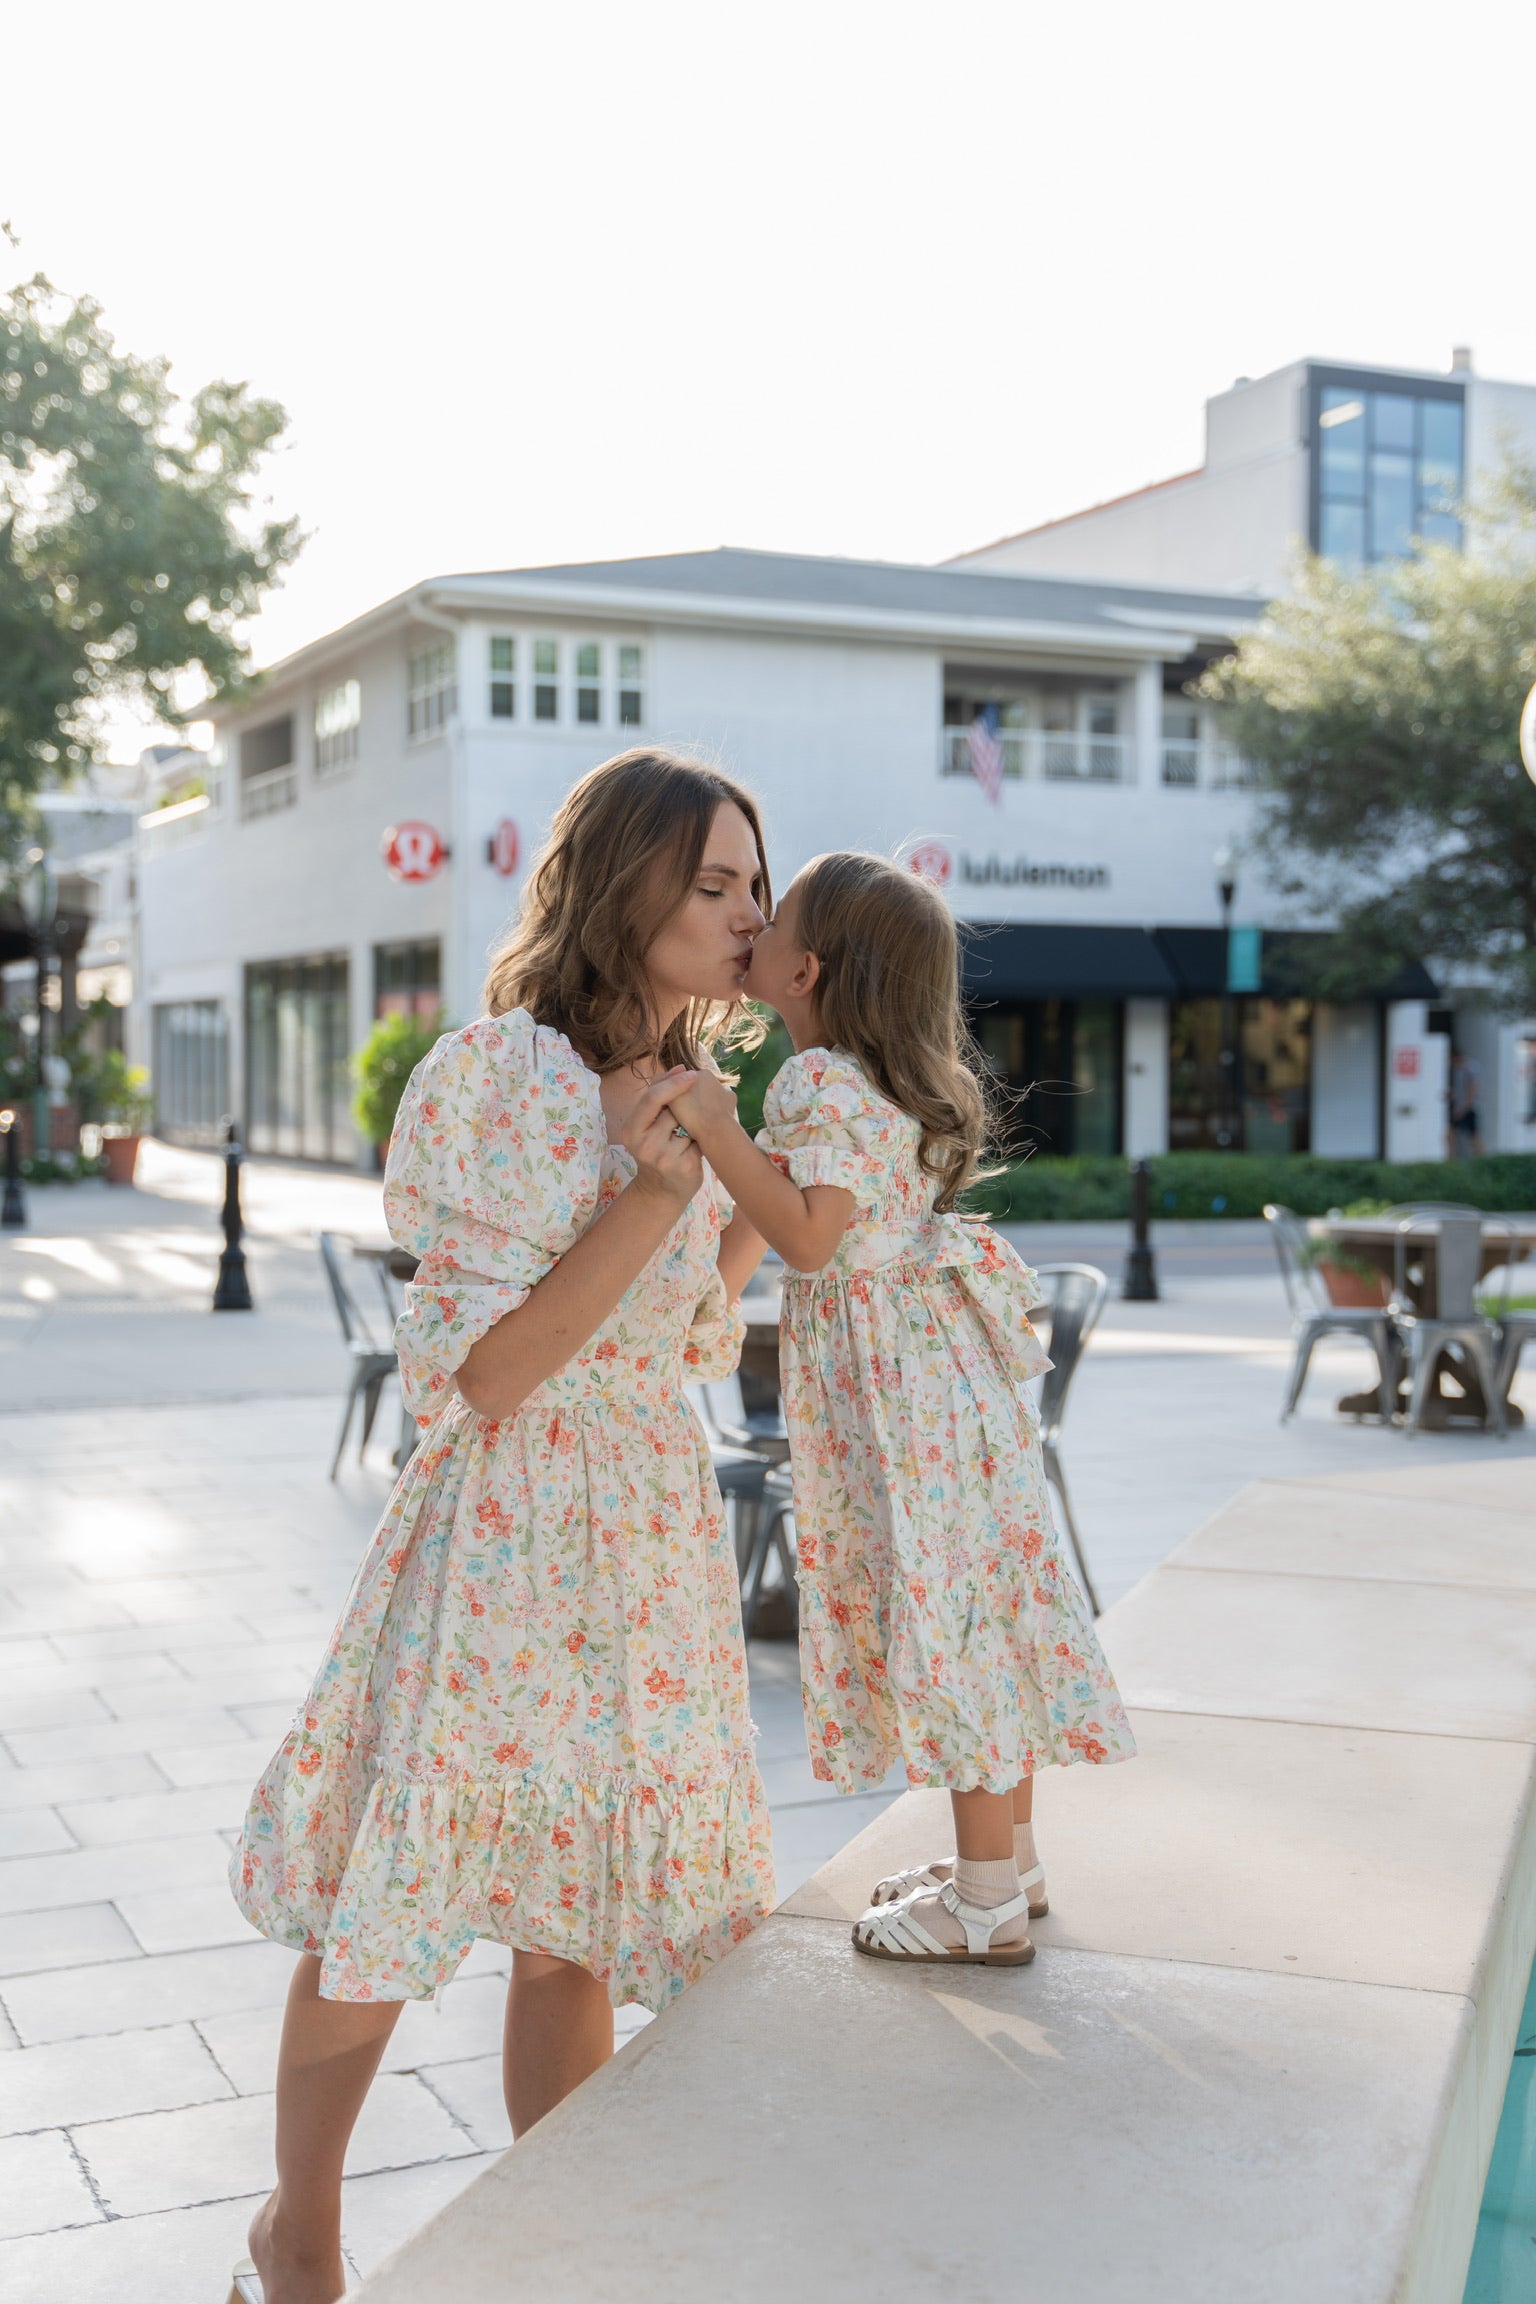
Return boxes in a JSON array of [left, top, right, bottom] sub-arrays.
[[1487, 1261, 1536, 1420], [1390, 1213, 1509, 1440], [737, 1465, 798, 1641], [1262, 1203, 1400, 1425], [317, 1232, 409, 1479], [687, 1377, 774, 1585], [1029, 1261, 1109, 1617]]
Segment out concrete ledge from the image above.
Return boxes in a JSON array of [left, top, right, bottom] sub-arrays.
[[353, 1461, 1536, 2303]]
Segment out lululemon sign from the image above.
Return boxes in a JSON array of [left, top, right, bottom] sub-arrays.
[[908, 840, 953, 888], [487, 819, 520, 877], [382, 822, 447, 883]]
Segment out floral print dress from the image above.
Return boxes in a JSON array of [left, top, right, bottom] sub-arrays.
[[231, 1010, 776, 2013], [761, 1048, 1135, 1796]]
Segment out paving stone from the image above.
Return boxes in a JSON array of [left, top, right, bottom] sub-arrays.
[[0, 1687, 112, 1737], [147, 1738, 279, 1791], [0, 1754, 170, 1814], [0, 1834, 234, 1920], [116, 1879, 261, 1957], [342, 2150, 501, 2281], [3, 1939, 297, 2045], [0, 2021, 233, 2135], [193, 2002, 286, 2096], [74, 2070, 475, 2217], [0, 1903, 140, 1979], [46, 1619, 247, 1665], [418, 2054, 511, 2152], [0, 1810, 75, 1861], [3, 1709, 247, 1768], [0, 1639, 58, 1672], [0, 2184, 266, 2303], [230, 1701, 301, 1744], [380, 1975, 509, 2079], [0, 2003, 18, 2049], [0, 1593, 131, 1637], [55, 1786, 249, 1848], [0, 2127, 102, 2239], [2, 1650, 185, 1702]]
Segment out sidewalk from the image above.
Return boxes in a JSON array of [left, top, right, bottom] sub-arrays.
[[0, 1152, 1531, 2298]]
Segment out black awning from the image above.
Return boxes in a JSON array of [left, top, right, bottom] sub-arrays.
[[1153, 927, 1439, 1002], [961, 925, 1179, 1001]]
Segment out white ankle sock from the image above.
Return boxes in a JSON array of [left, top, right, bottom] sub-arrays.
[[953, 1856, 1020, 1910], [1013, 1821, 1037, 1874]]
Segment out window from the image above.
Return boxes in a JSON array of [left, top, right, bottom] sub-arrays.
[[533, 638, 558, 720], [618, 642, 644, 726], [489, 635, 515, 719], [576, 641, 601, 723], [152, 1001, 229, 1148], [374, 938, 441, 1022], [314, 679, 361, 777], [244, 954, 352, 1162], [239, 715, 297, 819], [407, 641, 457, 736], [1312, 373, 1464, 568]]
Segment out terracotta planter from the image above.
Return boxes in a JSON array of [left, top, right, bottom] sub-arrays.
[[1317, 1258, 1388, 1309], [102, 1133, 141, 1186]]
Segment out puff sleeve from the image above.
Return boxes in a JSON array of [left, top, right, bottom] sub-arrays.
[[383, 1014, 604, 1424], [755, 1050, 889, 1205]]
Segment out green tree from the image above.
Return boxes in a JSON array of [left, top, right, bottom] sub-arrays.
[[1, 271, 300, 864], [721, 1006, 793, 1135], [1202, 467, 1536, 1008]]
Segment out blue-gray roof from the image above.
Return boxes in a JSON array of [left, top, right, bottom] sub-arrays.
[[452, 545, 1267, 638]]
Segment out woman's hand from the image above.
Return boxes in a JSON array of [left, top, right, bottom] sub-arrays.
[[663, 1068, 739, 1149], [623, 1069, 706, 1209]]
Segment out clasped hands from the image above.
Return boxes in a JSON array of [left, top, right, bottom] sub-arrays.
[[621, 1067, 739, 1208]]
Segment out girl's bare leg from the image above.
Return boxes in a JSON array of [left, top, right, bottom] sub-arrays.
[[1012, 1776, 1033, 1826], [247, 1953, 403, 2304], [951, 1784, 1016, 1862], [504, 1949, 615, 2136]]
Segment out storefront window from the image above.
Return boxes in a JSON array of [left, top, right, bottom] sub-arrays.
[[1169, 998, 1312, 1153], [374, 939, 441, 1023], [973, 998, 1122, 1156], [245, 953, 352, 1162]]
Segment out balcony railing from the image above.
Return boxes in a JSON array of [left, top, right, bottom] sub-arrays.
[[240, 765, 298, 821], [941, 729, 1132, 785], [1159, 741, 1255, 791]]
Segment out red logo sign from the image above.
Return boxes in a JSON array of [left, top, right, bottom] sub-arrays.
[[908, 840, 952, 887], [486, 819, 520, 877], [382, 822, 447, 882], [1392, 1047, 1421, 1079]]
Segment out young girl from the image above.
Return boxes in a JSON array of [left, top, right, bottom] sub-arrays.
[[664, 849, 1134, 1967], [228, 751, 777, 2304]]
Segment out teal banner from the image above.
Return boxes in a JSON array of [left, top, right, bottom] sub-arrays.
[[1226, 924, 1262, 994]]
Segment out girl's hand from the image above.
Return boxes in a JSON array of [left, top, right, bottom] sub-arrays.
[[624, 1070, 705, 1209], [664, 1068, 738, 1145]]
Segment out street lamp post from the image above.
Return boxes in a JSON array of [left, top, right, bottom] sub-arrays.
[[15, 847, 56, 1167], [0, 1107, 24, 1228], [1214, 844, 1239, 1151]]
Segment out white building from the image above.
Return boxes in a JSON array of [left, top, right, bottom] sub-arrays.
[[136, 546, 1459, 1171]]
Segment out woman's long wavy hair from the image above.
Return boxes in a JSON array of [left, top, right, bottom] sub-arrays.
[[483, 749, 771, 1073], [795, 851, 992, 1212]]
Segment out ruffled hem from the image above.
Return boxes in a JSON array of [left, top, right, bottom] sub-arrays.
[[230, 1728, 776, 2014]]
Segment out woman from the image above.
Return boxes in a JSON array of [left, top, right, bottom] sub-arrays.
[[229, 749, 777, 2304]]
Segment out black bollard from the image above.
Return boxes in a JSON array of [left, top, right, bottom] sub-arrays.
[[0, 1109, 25, 1229], [1122, 1156, 1159, 1301], [212, 1118, 254, 1311]]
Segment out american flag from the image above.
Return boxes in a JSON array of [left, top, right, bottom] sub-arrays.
[[967, 703, 1005, 806]]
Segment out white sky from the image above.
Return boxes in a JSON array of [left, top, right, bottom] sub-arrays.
[[7, 0, 1536, 743]]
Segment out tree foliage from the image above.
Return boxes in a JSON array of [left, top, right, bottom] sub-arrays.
[[0, 273, 300, 863], [1201, 467, 1536, 1010]]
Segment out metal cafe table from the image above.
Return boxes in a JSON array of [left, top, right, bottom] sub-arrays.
[[1304, 1211, 1536, 1427]]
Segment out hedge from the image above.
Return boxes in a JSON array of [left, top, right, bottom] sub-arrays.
[[966, 1151, 1536, 1224]]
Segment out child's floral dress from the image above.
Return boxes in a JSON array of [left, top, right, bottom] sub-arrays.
[[230, 1010, 776, 2013], [761, 1047, 1135, 1796]]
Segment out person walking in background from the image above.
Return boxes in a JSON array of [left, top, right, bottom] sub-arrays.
[[226, 752, 776, 2304], [661, 850, 1134, 1971], [1449, 1045, 1484, 1159]]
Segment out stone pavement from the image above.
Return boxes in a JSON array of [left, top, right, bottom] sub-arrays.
[[0, 1150, 1531, 2300]]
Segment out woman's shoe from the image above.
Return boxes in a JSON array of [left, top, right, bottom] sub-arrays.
[[852, 1880, 1036, 1965], [227, 2263, 263, 2304], [869, 1858, 1048, 1918]]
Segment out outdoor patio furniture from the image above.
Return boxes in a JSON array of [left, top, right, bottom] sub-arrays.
[[1030, 1261, 1109, 1617], [1390, 1213, 1509, 1440], [737, 1465, 798, 1640], [1264, 1202, 1400, 1425], [317, 1232, 413, 1478]]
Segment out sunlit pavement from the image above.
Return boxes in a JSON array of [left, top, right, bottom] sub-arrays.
[[0, 1148, 1530, 2298]]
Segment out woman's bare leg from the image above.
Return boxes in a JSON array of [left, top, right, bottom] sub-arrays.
[[504, 1949, 614, 2136], [247, 1953, 403, 2304]]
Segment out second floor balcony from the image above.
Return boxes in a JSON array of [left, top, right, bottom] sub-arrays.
[[941, 727, 1133, 785]]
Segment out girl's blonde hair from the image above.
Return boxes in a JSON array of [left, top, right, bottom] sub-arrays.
[[794, 850, 990, 1212], [483, 748, 771, 1073]]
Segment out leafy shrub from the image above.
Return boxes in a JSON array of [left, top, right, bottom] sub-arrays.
[[353, 1012, 446, 1147], [967, 1150, 1536, 1224], [721, 1009, 794, 1138]]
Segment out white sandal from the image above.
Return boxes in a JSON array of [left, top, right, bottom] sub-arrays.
[[852, 1880, 1036, 1966], [227, 2265, 263, 2304], [870, 1859, 1048, 1918]]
